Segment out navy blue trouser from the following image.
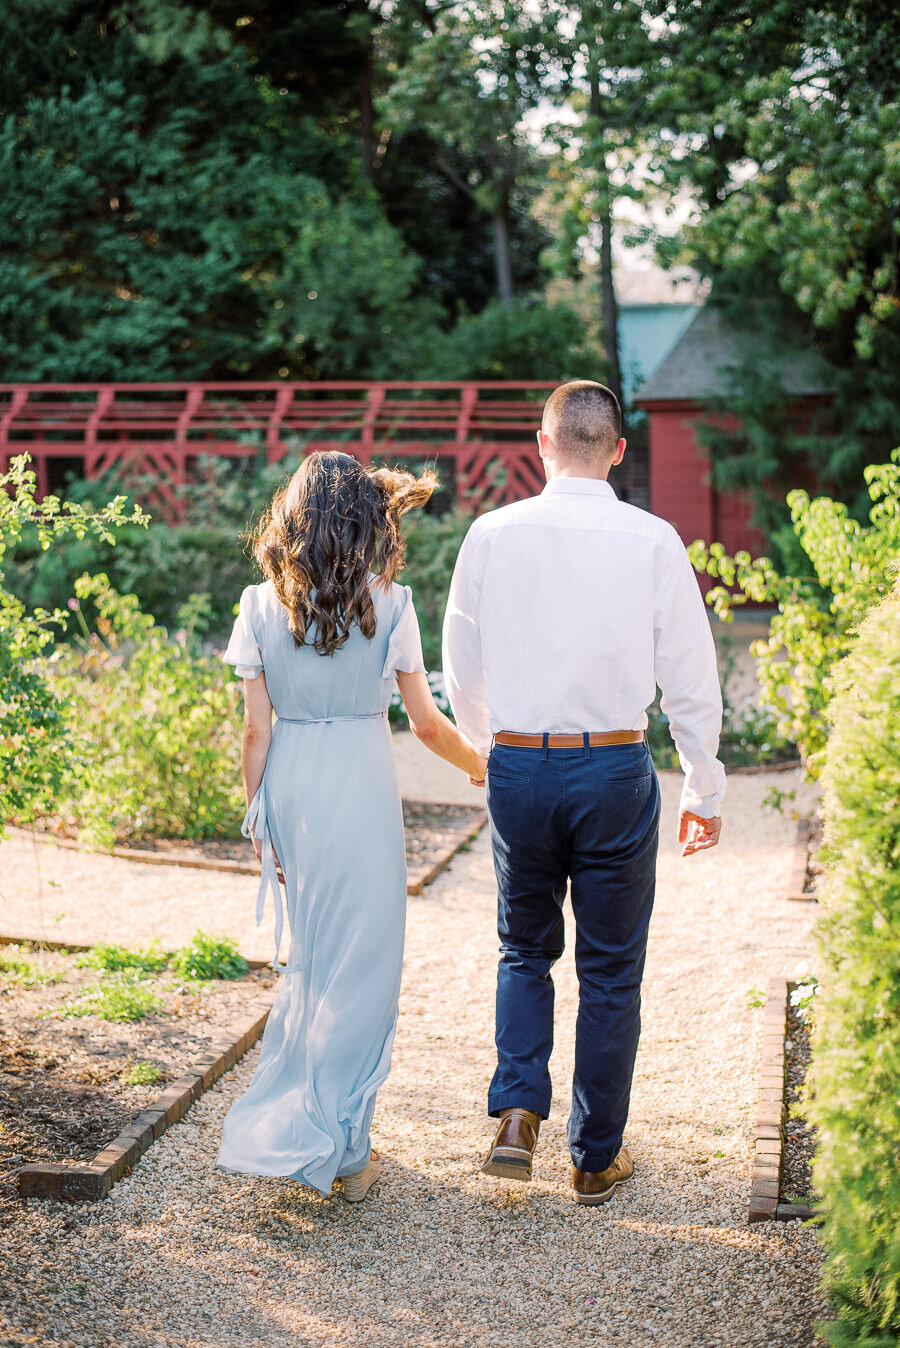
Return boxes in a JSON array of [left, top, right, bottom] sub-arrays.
[[485, 737, 661, 1173]]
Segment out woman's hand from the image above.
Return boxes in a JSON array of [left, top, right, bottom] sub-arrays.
[[250, 833, 286, 884], [469, 753, 488, 787]]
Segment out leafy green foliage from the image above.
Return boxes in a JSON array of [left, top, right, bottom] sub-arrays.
[[75, 941, 169, 975], [637, 0, 900, 524], [0, 1, 576, 382], [0, 946, 61, 987], [0, 455, 148, 833], [423, 298, 596, 381], [170, 931, 248, 982], [121, 1059, 161, 1087], [400, 508, 473, 670], [55, 971, 164, 1024], [689, 451, 900, 773], [810, 580, 900, 1346], [42, 575, 245, 844]]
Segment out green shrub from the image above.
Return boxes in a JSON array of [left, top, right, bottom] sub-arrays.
[[689, 450, 900, 774], [401, 507, 473, 670], [810, 580, 900, 1346], [170, 930, 248, 981], [4, 455, 471, 668], [45, 574, 245, 844], [3, 455, 285, 638], [422, 297, 599, 381], [75, 941, 169, 974], [0, 455, 147, 834], [56, 971, 164, 1023]]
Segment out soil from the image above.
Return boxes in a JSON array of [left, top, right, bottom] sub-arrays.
[[804, 817, 824, 899], [28, 801, 487, 886], [781, 1002, 819, 1206], [0, 949, 275, 1224]]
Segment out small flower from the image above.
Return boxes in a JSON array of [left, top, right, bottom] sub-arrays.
[[67, 597, 80, 611]]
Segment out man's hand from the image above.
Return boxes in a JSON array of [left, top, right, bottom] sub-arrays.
[[678, 810, 722, 857]]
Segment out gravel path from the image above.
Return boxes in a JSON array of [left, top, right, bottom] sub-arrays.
[[0, 770, 825, 1346]]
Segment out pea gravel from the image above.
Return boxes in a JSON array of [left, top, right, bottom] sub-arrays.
[[0, 770, 826, 1347]]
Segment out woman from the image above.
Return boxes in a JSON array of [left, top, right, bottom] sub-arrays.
[[217, 452, 486, 1203]]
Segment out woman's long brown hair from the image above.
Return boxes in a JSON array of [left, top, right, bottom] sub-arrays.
[[252, 452, 437, 656]]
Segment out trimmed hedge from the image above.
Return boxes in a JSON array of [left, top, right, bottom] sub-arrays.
[[811, 579, 900, 1346]]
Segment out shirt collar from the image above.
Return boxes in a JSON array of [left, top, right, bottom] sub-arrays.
[[541, 476, 617, 500]]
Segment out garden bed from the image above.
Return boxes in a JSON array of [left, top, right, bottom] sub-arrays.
[[0, 946, 275, 1223], [749, 978, 819, 1223], [782, 999, 819, 1208], [23, 801, 487, 893], [784, 816, 823, 903]]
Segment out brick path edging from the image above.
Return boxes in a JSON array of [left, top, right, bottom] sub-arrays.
[[783, 817, 816, 903], [748, 978, 819, 1224], [18, 994, 275, 1203]]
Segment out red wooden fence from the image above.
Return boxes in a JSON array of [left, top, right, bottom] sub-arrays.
[[0, 381, 560, 519]]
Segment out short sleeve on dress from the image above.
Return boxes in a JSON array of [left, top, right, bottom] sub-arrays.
[[223, 586, 264, 680], [382, 585, 426, 679]]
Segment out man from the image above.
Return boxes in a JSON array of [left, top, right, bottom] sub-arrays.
[[442, 380, 724, 1205]]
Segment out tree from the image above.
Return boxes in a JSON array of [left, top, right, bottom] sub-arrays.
[[544, 1, 653, 411], [380, 1, 560, 305], [635, 0, 900, 526], [0, 2, 441, 380]]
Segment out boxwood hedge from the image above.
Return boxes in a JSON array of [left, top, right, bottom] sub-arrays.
[[811, 579, 900, 1346]]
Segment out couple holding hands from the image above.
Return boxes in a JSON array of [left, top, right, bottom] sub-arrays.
[[217, 380, 724, 1206]]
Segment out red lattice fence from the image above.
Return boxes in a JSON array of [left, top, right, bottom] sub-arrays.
[[0, 382, 560, 520]]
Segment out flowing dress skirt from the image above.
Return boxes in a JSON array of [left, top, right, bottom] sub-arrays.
[[217, 715, 406, 1197]]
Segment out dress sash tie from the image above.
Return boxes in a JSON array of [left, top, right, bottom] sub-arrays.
[[241, 780, 303, 975]]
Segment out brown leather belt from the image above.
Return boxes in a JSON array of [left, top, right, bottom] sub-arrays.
[[494, 730, 645, 749]]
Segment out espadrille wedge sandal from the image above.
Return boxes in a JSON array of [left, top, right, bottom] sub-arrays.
[[341, 1150, 382, 1203]]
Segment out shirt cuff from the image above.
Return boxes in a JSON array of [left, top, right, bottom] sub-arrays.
[[234, 662, 263, 680], [679, 787, 722, 819]]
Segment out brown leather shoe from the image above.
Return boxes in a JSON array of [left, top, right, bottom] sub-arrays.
[[571, 1146, 634, 1205], [481, 1108, 541, 1181]]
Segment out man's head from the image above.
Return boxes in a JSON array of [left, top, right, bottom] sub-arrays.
[[537, 380, 625, 480]]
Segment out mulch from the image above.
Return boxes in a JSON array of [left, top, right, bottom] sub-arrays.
[[0, 951, 275, 1225], [781, 1003, 819, 1205]]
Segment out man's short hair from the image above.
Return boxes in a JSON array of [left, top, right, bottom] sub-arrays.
[[542, 381, 622, 462]]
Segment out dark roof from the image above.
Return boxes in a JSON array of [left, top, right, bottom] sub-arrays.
[[634, 304, 834, 404]]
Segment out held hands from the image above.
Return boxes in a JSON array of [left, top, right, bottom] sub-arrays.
[[678, 810, 722, 857], [469, 753, 489, 788]]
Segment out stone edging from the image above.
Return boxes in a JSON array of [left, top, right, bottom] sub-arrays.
[[784, 817, 816, 902], [748, 978, 818, 1223], [18, 994, 275, 1203], [11, 811, 489, 896]]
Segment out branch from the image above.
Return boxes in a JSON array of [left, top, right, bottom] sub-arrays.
[[434, 151, 479, 203]]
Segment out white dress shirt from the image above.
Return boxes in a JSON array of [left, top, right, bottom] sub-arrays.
[[442, 476, 726, 818]]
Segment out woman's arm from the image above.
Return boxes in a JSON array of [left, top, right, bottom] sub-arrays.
[[396, 670, 487, 783], [241, 672, 273, 807]]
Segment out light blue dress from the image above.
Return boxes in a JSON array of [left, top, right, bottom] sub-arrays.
[[216, 576, 425, 1196]]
